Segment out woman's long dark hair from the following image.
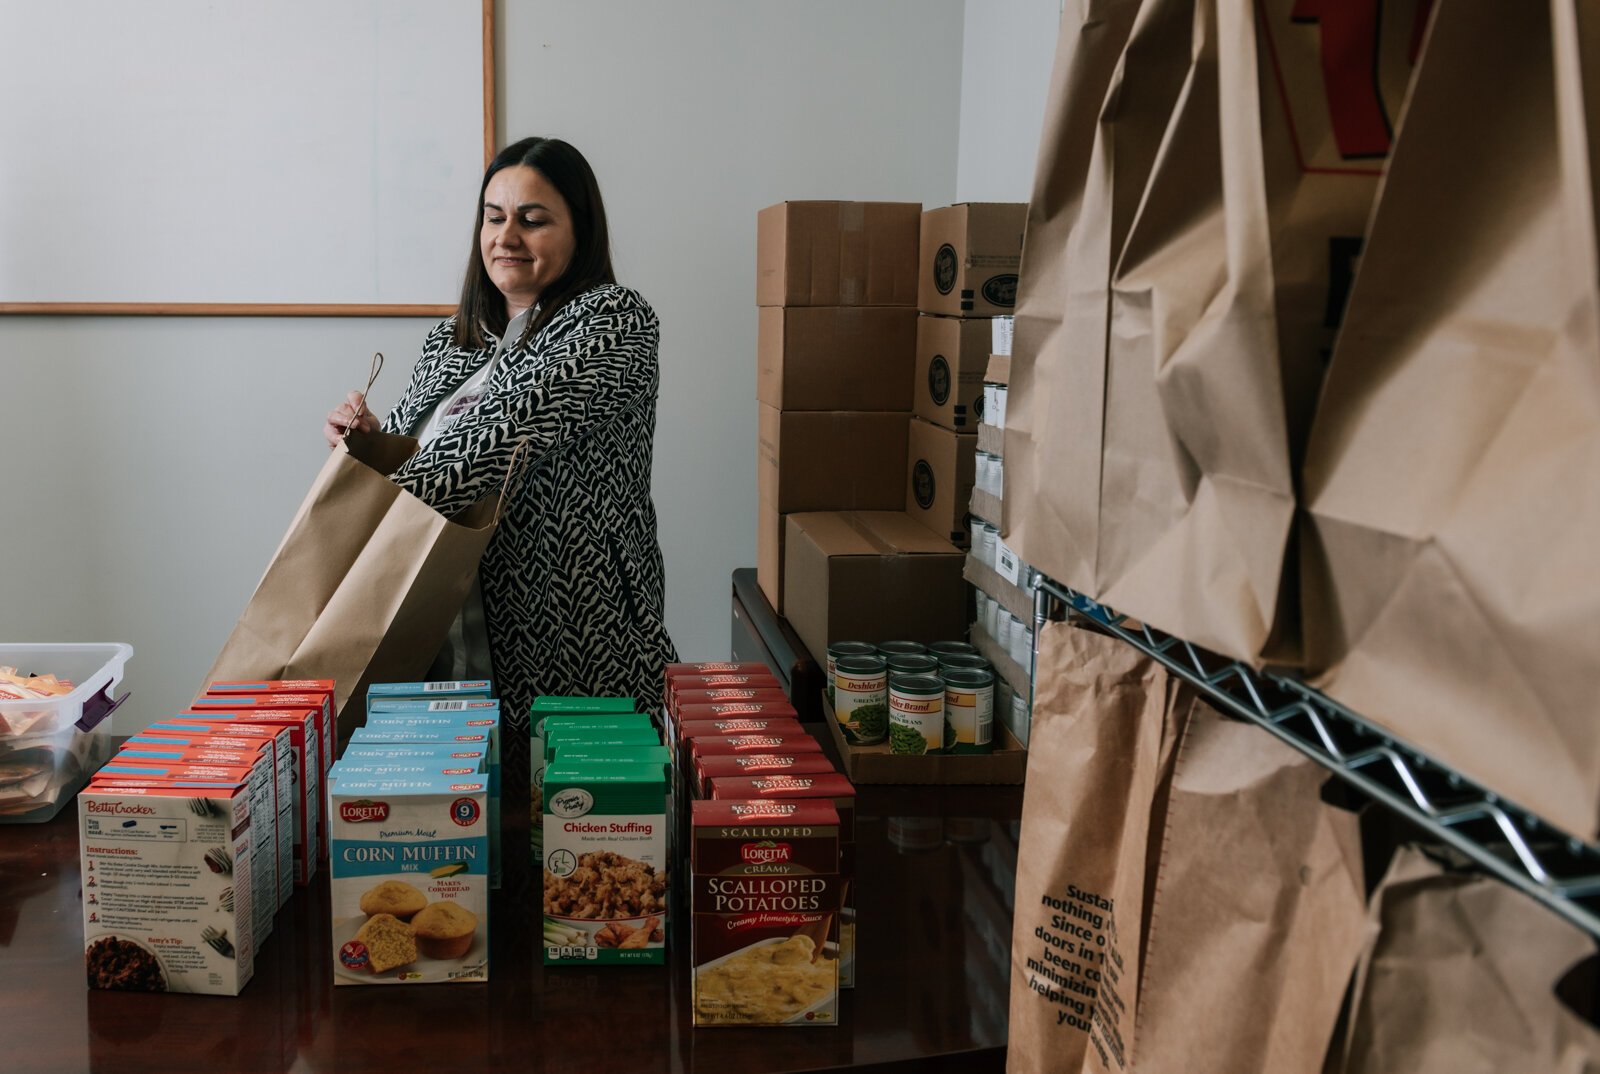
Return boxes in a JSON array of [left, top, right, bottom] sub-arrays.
[[453, 137, 616, 349]]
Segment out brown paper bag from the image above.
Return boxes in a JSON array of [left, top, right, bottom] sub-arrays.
[[205, 424, 517, 740], [1333, 846, 1600, 1074], [1007, 0, 1146, 588], [1008, 621, 1192, 1074], [1010, 0, 1423, 664], [1301, 0, 1600, 838], [1082, 700, 1367, 1074]]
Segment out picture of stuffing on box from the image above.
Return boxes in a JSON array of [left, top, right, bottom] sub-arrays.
[[542, 851, 666, 950]]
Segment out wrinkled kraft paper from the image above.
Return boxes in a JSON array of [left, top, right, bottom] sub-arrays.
[[1331, 845, 1600, 1074], [205, 428, 499, 741], [1080, 701, 1366, 1074], [1008, 620, 1190, 1074], [1010, 0, 1424, 665], [1301, 0, 1600, 840], [1008, 621, 1366, 1073]]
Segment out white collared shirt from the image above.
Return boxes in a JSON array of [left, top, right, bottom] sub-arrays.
[[414, 305, 534, 448]]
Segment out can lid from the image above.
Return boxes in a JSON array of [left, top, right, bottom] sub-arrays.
[[938, 653, 992, 671], [876, 641, 928, 656], [942, 667, 995, 687], [835, 654, 887, 673], [827, 641, 878, 658], [927, 641, 978, 658], [889, 673, 945, 694], [885, 653, 939, 673]]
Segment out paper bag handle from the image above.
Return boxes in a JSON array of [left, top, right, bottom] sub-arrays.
[[343, 351, 385, 441]]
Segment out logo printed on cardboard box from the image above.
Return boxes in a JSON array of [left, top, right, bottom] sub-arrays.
[[913, 460, 937, 509], [340, 799, 388, 823], [933, 244, 957, 294], [982, 274, 1018, 308], [550, 789, 594, 818], [741, 841, 793, 865], [928, 355, 952, 405]]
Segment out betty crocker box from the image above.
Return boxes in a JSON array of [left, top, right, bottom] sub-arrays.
[[79, 780, 256, 995], [200, 682, 333, 773], [123, 729, 294, 910], [100, 751, 280, 945], [162, 711, 321, 882]]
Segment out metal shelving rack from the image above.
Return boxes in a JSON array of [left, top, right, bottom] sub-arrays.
[[1029, 574, 1600, 940]]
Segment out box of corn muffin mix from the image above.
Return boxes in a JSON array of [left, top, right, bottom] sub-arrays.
[[329, 772, 488, 985]]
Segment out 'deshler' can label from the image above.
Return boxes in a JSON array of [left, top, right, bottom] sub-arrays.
[[834, 657, 888, 745], [889, 675, 949, 755]]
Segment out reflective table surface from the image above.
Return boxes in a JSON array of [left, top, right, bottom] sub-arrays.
[[0, 751, 1020, 1074]]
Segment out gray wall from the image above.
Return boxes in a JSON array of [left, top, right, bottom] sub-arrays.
[[0, 0, 1059, 732]]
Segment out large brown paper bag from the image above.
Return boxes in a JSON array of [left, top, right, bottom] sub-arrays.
[[1333, 845, 1600, 1074], [1008, 621, 1191, 1074], [205, 424, 517, 741], [1006, 0, 1147, 588], [1082, 700, 1367, 1074], [1301, 0, 1600, 838], [1011, 0, 1423, 664]]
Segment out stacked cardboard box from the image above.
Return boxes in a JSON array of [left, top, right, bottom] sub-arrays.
[[907, 204, 1026, 548], [755, 201, 921, 613]]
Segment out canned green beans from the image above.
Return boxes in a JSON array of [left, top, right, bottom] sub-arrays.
[[826, 641, 877, 707], [889, 673, 949, 755], [884, 653, 940, 677], [834, 654, 889, 745], [943, 667, 995, 754]]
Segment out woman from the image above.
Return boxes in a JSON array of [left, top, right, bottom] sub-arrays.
[[325, 136, 677, 776]]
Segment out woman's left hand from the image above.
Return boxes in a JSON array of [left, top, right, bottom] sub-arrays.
[[324, 390, 376, 449]]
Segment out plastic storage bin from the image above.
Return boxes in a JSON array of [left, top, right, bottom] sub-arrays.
[[0, 643, 131, 823]]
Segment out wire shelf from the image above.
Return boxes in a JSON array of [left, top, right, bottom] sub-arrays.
[[1030, 575, 1600, 939]]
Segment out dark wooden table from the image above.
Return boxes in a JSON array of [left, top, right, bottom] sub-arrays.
[[0, 759, 1020, 1074]]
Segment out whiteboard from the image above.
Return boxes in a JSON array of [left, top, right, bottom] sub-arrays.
[[0, 0, 487, 311]]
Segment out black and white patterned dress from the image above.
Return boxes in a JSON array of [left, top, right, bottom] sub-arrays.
[[381, 284, 678, 778]]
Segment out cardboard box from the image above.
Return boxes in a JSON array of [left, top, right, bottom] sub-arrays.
[[80, 782, 256, 994], [783, 511, 966, 662], [758, 306, 916, 412], [822, 697, 1026, 785], [329, 772, 490, 985], [691, 798, 841, 1026], [914, 314, 993, 430], [758, 405, 909, 515], [757, 201, 921, 307], [542, 760, 668, 965], [918, 203, 1026, 316], [759, 503, 785, 613], [906, 417, 977, 548]]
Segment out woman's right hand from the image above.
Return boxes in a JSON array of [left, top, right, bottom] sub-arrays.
[[324, 390, 376, 449]]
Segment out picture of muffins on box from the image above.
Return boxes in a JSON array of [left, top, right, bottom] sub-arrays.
[[329, 772, 488, 984]]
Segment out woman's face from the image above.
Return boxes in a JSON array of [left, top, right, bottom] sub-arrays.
[[479, 164, 576, 315]]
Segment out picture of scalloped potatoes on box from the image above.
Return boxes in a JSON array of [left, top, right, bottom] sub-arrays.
[[332, 878, 484, 983]]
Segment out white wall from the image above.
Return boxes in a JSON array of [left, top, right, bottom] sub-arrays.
[[0, 1, 978, 730], [956, 0, 1063, 203], [0, 316, 426, 727], [497, 0, 967, 664]]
